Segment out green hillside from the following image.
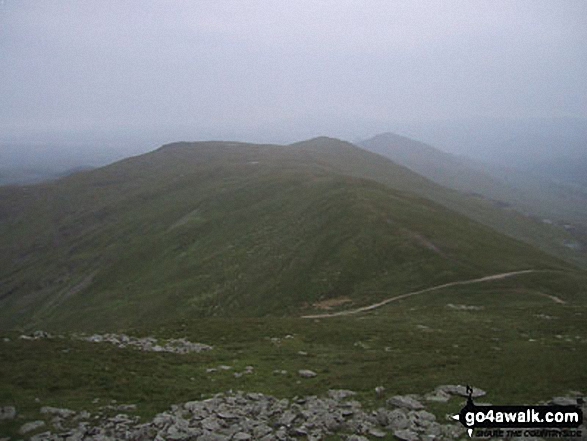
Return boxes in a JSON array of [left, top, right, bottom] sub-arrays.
[[359, 133, 587, 267], [0, 138, 569, 332]]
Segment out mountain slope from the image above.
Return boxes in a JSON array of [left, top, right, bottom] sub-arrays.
[[358, 133, 587, 262], [0, 138, 570, 331]]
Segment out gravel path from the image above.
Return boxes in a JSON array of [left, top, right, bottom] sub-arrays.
[[301, 270, 543, 319]]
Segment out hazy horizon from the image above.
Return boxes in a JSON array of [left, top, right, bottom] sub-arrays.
[[2, 1, 586, 147]]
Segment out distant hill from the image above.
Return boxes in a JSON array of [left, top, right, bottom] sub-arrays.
[[0, 137, 570, 331], [0, 166, 95, 186]]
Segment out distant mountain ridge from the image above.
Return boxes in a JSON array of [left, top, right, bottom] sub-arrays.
[[359, 132, 587, 245]]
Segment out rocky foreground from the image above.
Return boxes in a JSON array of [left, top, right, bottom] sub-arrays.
[[2, 388, 585, 441], [15, 331, 212, 355], [2, 389, 464, 441]]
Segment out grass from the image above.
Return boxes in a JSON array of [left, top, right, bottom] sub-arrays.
[[1, 271, 585, 438]]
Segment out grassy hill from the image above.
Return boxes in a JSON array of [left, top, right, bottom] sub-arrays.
[[0, 138, 571, 332], [359, 133, 587, 265]]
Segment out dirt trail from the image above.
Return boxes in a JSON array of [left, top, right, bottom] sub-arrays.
[[301, 269, 544, 319]]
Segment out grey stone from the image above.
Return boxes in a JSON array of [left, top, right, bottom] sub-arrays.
[[393, 428, 420, 441], [551, 396, 580, 406], [387, 395, 425, 410], [424, 389, 451, 402], [19, 420, 46, 434], [30, 431, 55, 441], [410, 409, 436, 427], [328, 389, 356, 401], [0, 406, 16, 420], [385, 409, 410, 430], [277, 410, 298, 426], [436, 384, 486, 398], [298, 369, 317, 378], [41, 406, 76, 418], [368, 428, 387, 438]]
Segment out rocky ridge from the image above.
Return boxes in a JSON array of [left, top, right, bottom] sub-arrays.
[[1, 389, 467, 441], [2, 388, 585, 440], [15, 331, 212, 355]]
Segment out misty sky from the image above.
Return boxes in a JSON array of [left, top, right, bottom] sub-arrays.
[[1, 1, 586, 144]]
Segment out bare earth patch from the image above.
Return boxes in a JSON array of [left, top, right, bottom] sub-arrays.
[[312, 297, 353, 310]]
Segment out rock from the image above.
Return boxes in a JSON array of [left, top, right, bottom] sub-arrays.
[[33, 330, 51, 339], [30, 431, 54, 441], [10, 387, 554, 441], [298, 369, 317, 378], [436, 384, 486, 398], [424, 389, 451, 402], [551, 396, 580, 406], [19, 420, 46, 434], [41, 406, 76, 418], [385, 409, 410, 430], [368, 428, 387, 438], [277, 410, 298, 426], [409, 409, 436, 428], [393, 428, 420, 441], [327, 389, 356, 401], [446, 303, 484, 311], [387, 395, 425, 410], [0, 406, 16, 420]]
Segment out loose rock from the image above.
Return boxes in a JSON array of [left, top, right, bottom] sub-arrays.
[[298, 369, 317, 378], [0, 406, 16, 420]]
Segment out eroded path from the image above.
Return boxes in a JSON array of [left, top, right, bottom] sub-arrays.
[[301, 269, 555, 319]]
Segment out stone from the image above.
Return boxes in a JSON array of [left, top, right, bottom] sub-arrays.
[[0, 406, 16, 420], [277, 410, 298, 426], [41, 406, 76, 418], [328, 389, 356, 401], [298, 369, 317, 378], [19, 420, 46, 434], [409, 409, 436, 428], [387, 395, 425, 410], [393, 428, 420, 441], [436, 384, 486, 398], [424, 389, 451, 402], [368, 428, 387, 438], [551, 396, 580, 406], [385, 409, 410, 430]]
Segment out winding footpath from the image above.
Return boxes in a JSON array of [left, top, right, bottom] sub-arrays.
[[301, 269, 559, 319]]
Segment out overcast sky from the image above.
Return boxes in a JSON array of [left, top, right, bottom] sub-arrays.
[[1, 1, 586, 144]]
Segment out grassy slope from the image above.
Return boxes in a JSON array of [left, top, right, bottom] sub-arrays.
[[0, 139, 568, 331], [357, 133, 587, 267], [1, 270, 585, 438]]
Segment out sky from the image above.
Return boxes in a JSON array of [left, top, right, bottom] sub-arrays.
[[1, 0, 586, 146]]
